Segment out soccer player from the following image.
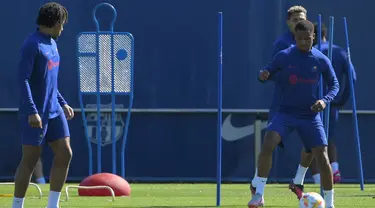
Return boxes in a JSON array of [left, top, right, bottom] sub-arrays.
[[290, 22, 357, 196], [268, 5, 307, 117], [248, 20, 339, 208], [272, 5, 307, 56], [250, 5, 315, 198], [267, 4, 308, 134], [13, 2, 74, 208]]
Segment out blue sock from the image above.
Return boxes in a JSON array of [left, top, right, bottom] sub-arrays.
[[36, 177, 46, 184]]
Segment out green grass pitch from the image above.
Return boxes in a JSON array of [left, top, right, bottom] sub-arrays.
[[0, 183, 374, 207]]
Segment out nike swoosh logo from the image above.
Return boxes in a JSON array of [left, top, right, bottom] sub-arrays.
[[222, 114, 268, 142]]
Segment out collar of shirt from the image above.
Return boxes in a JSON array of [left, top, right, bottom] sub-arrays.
[[293, 46, 313, 55], [36, 28, 52, 40]]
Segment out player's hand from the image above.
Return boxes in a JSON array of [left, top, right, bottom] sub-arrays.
[[311, 100, 326, 112], [63, 104, 74, 120], [259, 70, 270, 81], [28, 114, 42, 128]]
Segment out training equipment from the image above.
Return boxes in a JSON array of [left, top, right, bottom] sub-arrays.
[[77, 2, 134, 178], [78, 173, 131, 196], [317, 15, 335, 196], [299, 192, 325, 208], [0, 183, 42, 199], [216, 11, 223, 207], [324, 16, 334, 139], [0, 194, 13, 197], [316, 13, 324, 197], [65, 185, 115, 202], [343, 17, 364, 191], [317, 14, 323, 123]]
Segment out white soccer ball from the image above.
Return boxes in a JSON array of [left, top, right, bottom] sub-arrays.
[[299, 192, 325, 208]]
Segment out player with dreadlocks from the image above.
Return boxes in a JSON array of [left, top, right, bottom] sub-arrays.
[[12, 2, 74, 208]]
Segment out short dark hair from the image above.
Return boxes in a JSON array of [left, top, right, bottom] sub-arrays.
[[36, 2, 68, 28], [294, 20, 314, 33], [287, 6, 307, 19], [313, 22, 327, 39]]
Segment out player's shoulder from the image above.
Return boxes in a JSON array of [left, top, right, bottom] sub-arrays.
[[332, 44, 342, 50], [274, 32, 293, 42], [272, 36, 284, 47], [274, 46, 293, 58], [320, 43, 346, 56], [332, 44, 347, 58], [311, 48, 332, 66], [21, 32, 41, 49], [273, 32, 293, 47], [311, 48, 328, 59], [321, 44, 347, 62]]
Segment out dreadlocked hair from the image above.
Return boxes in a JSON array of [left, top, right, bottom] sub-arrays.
[[36, 2, 68, 28]]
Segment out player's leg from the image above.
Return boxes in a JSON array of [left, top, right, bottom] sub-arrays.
[[312, 146, 334, 207], [309, 158, 320, 184], [248, 113, 292, 207], [45, 113, 72, 208], [248, 131, 280, 207], [328, 108, 341, 183], [250, 108, 276, 196], [33, 158, 46, 184], [298, 117, 334, 208], [289, 148, 314, 199], [13, 117, 47, 208]]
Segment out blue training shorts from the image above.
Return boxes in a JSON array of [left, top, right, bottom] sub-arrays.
[[267, 112, 328, 151], [268, 109, 285, 148], [20, 112, 70, 146]]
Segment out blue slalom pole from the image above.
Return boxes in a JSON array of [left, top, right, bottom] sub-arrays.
[[321, 17, 335, 197], [317, 14, 323, 121], [343, 17, 364, 191], [317, 14, 324, 197], [216, 12, 223, 207], [324, 16, 334, 143]]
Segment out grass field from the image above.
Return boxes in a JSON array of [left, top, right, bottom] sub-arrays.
[[0, 183, 374, 207]]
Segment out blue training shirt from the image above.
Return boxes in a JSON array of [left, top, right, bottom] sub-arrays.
[[18, 30, 67, 120], [264, 46, 339, 117], [269, 31, 295, 114], [319, 42, 356, 107], [272, 31, 295, 57]]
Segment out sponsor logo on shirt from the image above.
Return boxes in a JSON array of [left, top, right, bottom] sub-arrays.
[[48, 60, 59, 70], [289, 74, 317, 85]]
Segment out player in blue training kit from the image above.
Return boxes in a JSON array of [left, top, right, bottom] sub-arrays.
[[271, 6, 307, 57], [268, 5, 307, 119], [250, 5, 316, 198], [248, 20, 339, 208], [13, 3, 74, 208], [289, 22, 357, 199]]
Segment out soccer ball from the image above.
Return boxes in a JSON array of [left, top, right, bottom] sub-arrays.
[[299, 192, 325, 208]]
